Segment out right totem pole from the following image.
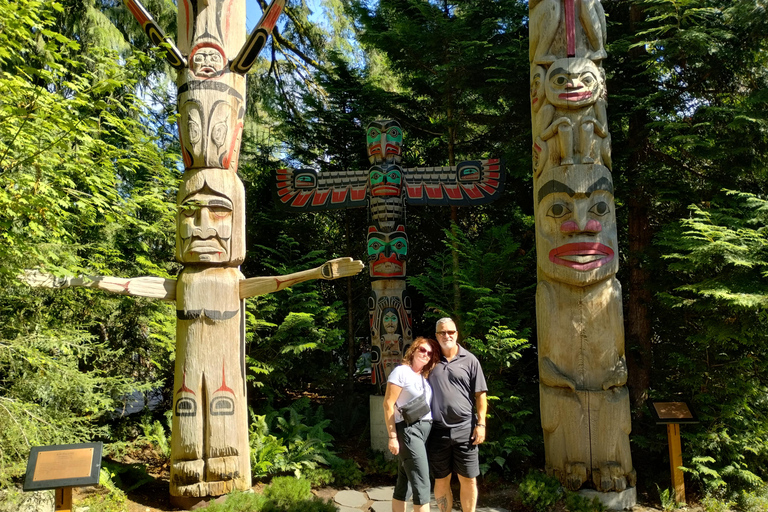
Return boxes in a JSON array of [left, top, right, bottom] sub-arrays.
[[529, 0, 637, 496]]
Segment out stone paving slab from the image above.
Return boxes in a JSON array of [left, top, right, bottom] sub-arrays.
[[365, 486, 395, 501], [336, 507, 363, 512], [334, 489, 369, 508]]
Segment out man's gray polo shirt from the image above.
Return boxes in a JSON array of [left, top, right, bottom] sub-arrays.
[[428, 345, 487, 433]]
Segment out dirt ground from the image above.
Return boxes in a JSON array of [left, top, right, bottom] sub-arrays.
[[69, 440, 707, 511], [71, 463, 702, 512]]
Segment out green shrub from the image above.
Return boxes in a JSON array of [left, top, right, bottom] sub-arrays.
[[263, 476, 313, 508], [330, 457, 363, 487], [101, 460, 155, 492], [701, 492, 735, 512], [518, 470, 562, 511], [363, 450, 398, 477], [138, 412, 172, 459], [249, 399, 338, 479], [204, 491, 268, 512], [564, 492, 606, 512], [74, 468, 128, 512], [262, 496, 337, 512], [657, 485, 680, 511], [302, 466, 334, 487], [737, 485, 768, 512]]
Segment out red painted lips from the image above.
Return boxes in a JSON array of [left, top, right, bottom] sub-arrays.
[[549, 242, 614, 271], [559, 91, 593, 101]]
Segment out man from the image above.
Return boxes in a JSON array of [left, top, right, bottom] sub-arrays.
[[428, 318, 488, 512]]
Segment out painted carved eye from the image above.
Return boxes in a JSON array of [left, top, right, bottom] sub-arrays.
[[388, 171, 400, 181], [188, 120, 201, 145], [209, 206, 231, 219], [589, 201, 610, 216], [552, 74, 568, 87], [547, 203, 571, 218], [581, 73, 595, 86], [531, 78, 541, 97], [212, 121, 227, 148], [389, 128, 401, 138], [370, 171, 383, 182], [368, 241, 383, 252], [368, 128, 381, 140], [393, 241, 406, 251]]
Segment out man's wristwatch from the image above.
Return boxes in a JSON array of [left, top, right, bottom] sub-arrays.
[[476, 424, 485, 428]]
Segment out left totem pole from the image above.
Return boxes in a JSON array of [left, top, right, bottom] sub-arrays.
[[22, 0, 364, 503]]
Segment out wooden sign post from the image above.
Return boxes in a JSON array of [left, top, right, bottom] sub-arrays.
[[650, 400, 699, 504], [24, 442, 103, 512]]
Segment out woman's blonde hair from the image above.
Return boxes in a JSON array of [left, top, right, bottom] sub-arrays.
[[402, 336, 440, 377]]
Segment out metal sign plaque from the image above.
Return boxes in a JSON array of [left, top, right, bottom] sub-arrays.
[[24, 442, 102, 491], [649, 401, 699, 425]]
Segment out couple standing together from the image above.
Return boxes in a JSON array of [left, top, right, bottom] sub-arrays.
[[383, 318, 488, 512]]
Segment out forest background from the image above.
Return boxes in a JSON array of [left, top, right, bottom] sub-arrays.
[[1, 0, 768, 507]]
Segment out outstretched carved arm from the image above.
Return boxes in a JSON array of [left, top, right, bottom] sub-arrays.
[[239, 257, 364, 299], [20, 270, 177, 300]]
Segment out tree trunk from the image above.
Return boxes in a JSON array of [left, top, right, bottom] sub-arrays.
[[624, 2, 653, 410]]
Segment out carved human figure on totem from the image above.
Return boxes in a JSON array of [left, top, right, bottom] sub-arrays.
[[529, 0, 607, 64], [367, 119, 403, 165], [367, 226, 408, 278], [176, 170, 246, 265], [369, 283, 413, 385], [368, 163, 405, 232], [535, 164, 634, 492], [380, 307, 403, 354], [536, 58, 611, 170], [177, 79, 245, 171], [531, 64, 550, 176]]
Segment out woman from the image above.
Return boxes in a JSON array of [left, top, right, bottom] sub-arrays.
[[383, 336, 440, 512]]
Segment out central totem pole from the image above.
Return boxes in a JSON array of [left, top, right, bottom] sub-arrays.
[[529, 0, 636, 499], [274, 121, 503, 385], [23, 0, 365, 504]]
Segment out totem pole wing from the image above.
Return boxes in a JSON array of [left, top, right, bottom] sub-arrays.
[[403, 158, 505, 206], [231, 0, 286, 74], [122, 0, 187, 69], [273, 168, 369, 211]]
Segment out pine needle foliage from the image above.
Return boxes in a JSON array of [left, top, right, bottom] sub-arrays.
[[654, 190, 768, 489], [0, 0, 177, 480]]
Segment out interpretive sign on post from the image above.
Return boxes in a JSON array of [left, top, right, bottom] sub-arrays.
[[24, 442, 103, 512], [650, 400, 699, 504]]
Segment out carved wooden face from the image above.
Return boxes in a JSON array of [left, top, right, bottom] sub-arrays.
[[369, 164, 403, 197], [535, 164, 618, 286], [545, 58, 602, 109], [382, 308, 399, 335], [190, 43, 226, 78], [531, 65, 547, 114], [367, 227, 408, 278], [178, 81, 245, 170], [367, 120, 403, 164], [178, 191, 233, 263], [176, 170, 245, 264]]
